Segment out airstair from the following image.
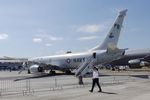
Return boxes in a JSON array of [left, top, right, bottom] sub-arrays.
[[75, 58, 95, 77]]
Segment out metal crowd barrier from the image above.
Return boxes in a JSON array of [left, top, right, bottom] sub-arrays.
[[0, 75, 143, 97]]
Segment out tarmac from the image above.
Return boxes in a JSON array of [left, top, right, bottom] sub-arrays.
[[0, 70, 150, 100]]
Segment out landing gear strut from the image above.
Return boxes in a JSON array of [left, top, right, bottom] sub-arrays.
[[78, 76, 84, 85]]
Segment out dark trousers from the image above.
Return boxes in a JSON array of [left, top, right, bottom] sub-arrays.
[[91, 78, 102, 91]]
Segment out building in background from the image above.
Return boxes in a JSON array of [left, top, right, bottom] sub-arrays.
[[0, 56, 28, 71]]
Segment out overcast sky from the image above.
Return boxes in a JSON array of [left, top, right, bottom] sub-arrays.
[[0, 0, 150, 58]]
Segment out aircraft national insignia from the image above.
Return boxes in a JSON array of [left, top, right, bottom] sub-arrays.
[[66, 58, 71, 63]]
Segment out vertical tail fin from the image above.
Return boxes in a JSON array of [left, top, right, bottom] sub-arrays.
[[91, 9, 127, 51]]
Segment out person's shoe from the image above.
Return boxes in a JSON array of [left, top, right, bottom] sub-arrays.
[[89, 90, 93, 92], [98, 90, 102, 92]]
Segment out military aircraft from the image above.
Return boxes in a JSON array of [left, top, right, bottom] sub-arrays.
[[22, 9, 127, 76], [108, 49, 150, 69]]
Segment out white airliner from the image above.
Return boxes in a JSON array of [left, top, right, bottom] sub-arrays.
[[26, 9, 127, 76]]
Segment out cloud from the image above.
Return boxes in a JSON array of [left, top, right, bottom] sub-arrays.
[[0, 33, 8, 40], [77, 24, 106, 33], [48, 35, 63, 41], [78, 35, 98, 41], [32, 38, 42, 43], [45, 43, 52, 47], [55, 50, 65, 54], [35, 33, 63, 41], [33, 32, 63, 47]]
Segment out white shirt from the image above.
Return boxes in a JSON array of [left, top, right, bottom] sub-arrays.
[[92, 70, 99, 79]]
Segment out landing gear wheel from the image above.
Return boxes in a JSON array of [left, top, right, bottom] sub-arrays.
[[65, 70, 71, 74], [50, 70, 56, 75], [28, 69, 31, 74]]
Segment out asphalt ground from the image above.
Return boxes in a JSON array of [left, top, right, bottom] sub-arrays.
[[0, 70, 150, 100]]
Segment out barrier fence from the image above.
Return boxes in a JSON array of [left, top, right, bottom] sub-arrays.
[[0, 75, 141, 97]]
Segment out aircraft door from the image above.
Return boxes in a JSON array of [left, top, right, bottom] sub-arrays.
[[92, 52, 98, 65], [93, 52, 96, 59]]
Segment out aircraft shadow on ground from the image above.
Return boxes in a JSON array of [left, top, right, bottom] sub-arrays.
[[14, 73, 74, 81], [101, 91, 118, 95], [131, 75, 149, 79], [14, 73, 149, 82]]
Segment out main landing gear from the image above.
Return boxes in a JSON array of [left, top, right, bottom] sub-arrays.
[[78, 76, 84, 85], [65, 70, 71, 75], [28, 69, 31, 74], [49, 70, 56, 75]]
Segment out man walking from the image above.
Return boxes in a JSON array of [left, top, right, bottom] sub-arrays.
[[89, 67, 102, 92]]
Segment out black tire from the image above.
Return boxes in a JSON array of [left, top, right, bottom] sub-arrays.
[[65, 70, 71, 74], [28, 69, 31, 74], [50, 70, 56, 75]]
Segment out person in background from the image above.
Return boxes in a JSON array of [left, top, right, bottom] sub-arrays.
[[89, 67, 102, 92]]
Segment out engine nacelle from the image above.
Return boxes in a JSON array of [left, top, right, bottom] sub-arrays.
[[128, 59, 140, 64], [128, 59, 142, 69], [140, 61, 150, 67], [29, 64, 44, 73]]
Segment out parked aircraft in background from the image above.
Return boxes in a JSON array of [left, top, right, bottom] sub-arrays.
[[0, 56, 28, 71], [21, 9, 128, 76], [108, 49, 150, 69]]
